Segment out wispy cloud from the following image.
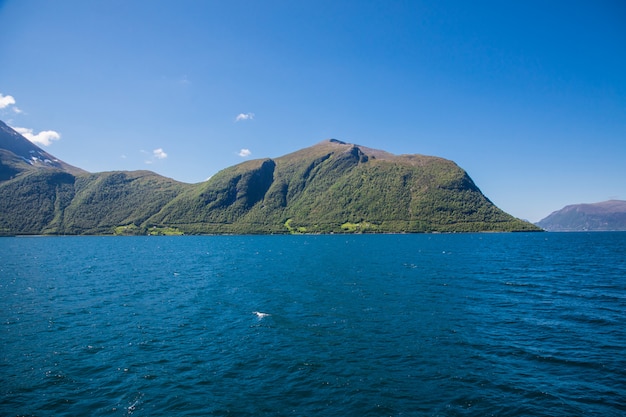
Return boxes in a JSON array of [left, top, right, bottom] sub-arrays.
[[235, 112, 254, 122], [238, 148, 252, 157], [143, 148, 168, 164], [3, 94, 55, 145], [13, 126, 61, 146], [0, 93, 22, 113], [153, 148, 168, 159], [0, 93, 15, 109]]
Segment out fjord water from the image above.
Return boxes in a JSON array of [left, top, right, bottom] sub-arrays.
[[1, 233, 624, 416]]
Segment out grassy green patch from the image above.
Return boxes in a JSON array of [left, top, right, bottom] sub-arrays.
[[284, 218, 308, 234], [341, 221, 377, 232], [113, 224, 143, 235], [147, 226, 184, 236]]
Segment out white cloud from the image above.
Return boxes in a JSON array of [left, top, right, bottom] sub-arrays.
[[235, 112, 254, 122], [13, 126, 61, 146], [142, 149, 167, 164], [238, 148, 251, 157], [0, 93, 16, 109], [153, 148, 168, 159]]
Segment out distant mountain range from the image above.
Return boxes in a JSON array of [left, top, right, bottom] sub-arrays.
[[0, 120, 540, 235], [536, 200, 626, 231]]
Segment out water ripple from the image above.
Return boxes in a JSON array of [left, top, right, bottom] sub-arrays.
[[1, 233, 625, 416]]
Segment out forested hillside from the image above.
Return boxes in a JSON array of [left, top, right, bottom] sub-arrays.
[[0, 123, 540, 235]]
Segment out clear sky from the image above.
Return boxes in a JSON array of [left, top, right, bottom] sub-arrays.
[[1, 0, 624, 222]]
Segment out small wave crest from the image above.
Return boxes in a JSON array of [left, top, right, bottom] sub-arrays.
[[253, 311, 270, 319]]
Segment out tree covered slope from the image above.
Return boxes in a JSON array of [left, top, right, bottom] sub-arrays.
[[147, 139, 538, 233], [0, 125, 539, 235], [0, 169, 190, 235]]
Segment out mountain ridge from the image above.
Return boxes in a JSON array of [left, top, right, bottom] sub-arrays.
[[0, 120, 86, 178], [0, 121, 540, 235], [536, 200, 626, 231]]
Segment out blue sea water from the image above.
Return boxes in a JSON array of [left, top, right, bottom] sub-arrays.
[[1, 233, 625, 416]]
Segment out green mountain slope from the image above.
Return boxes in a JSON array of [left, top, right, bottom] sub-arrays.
[[0, 169, 190, 235], [0, 124, 540, 235], [59, 171, 191, 234], [147, 139, 539, 233], [0, 169, 76, 234]]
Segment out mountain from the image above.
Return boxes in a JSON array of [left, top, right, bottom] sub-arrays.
[[0, 122, 540, 235], [148, 139, 539, 234], [0, 121, 190, 235], [536, 200, 626, 231], [0, 120, 86, 179]]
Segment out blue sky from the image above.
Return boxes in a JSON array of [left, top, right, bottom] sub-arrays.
[[1, 0, 624, 222]]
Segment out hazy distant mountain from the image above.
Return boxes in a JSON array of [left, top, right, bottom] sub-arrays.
[[0, 122, 540, 235], [0, 120, 85, 179], [536, 200, 626, 231]]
